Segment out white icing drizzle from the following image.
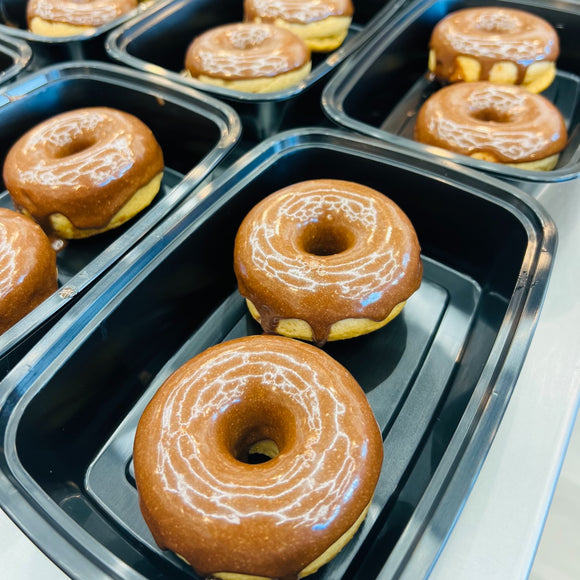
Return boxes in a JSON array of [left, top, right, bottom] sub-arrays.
[[16, 111, 135, 188], [247, 185, 406, 300], [28, 0, 133, 27], [154, 345, 364, 529], [0, 224, 17, 300], [441, 8, 556, 63], [193, 23, 306, 78], [425, 84, 563, 160], [248, 0, 347, 22]]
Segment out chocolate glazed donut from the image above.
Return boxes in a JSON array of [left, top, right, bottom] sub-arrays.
[[428, 7, 560, 93], [234, 179, 423, 345], [415, 82, 568, 170], [3, 107, 164, 239], [0, 208, 57, 334], [134, 335, 384, 580], [243, 0, 354, 51], [184, 22, 311, 93], [27, 0, 137, 35]]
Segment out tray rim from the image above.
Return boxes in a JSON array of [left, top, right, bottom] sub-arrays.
[[0, 127, 558, 580], [0, 34, 32, 86], [0, 59, 241, 365], [104, 0, 410, 104]]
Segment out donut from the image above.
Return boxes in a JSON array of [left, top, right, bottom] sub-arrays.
[[3, 107, 164, 240], [26, 0, 137, 37], [134, 334, 383, 579], [243, 0, 353, 52], [428, 7, 560, 93], [414, 82, 568, 171], [184, 22, 312, 93], [0, 208, 58, 334], [233, 179, 423, 346]]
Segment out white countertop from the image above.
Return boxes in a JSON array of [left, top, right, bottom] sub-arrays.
[[0, 177, 578, 579], [430, 177, 580, 580]]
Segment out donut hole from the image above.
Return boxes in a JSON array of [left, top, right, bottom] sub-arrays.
[[470, 107, 513, 124], [219, 396, 296, 466], [299, 221, 355, 256], [54, 136, 97, 158]]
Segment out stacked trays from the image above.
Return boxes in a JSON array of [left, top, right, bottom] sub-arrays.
[[105, 0, 409, 139], [0, 129, 556, 579], [0, 0, 578, 579], [322, 0, 580, 181], [0, 61, 241, 378]]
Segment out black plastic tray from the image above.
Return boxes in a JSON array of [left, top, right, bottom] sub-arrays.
[[105, 0, 409, 139], [0, 60, 241, 379], [0, 33, 32, 85], [322, 0, 580, 182], [0, 128, 556, 579], [0, 0, 157, 67]]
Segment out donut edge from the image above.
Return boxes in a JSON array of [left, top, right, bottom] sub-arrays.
[[246, 298, 407, 342], [249, 15, 352, 52], [43, 171, 163, 239]]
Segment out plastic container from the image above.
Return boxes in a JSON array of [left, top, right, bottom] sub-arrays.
[[0, 0, 157, 67], [0, 60, 241, 379], [322, 0, 580, 182], [0, 128, 556, 580], [0, 34, 32, 85], [105, 0, 409, 139]]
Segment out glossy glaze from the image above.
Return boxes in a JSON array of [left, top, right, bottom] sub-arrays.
[[0, 208, 57, 334], [134, 335, 383, 579], [184, 22, 310, 80], [234, 179, 423, 345], [27, 0, 136, 28], [3, 107, 164, 232], [414, 82, 568, 163], [429, 7, 559, 84], [244, 0, 353, 24]]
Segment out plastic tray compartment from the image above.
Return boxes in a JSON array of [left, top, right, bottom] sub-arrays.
[[0, 34, 32, 86], [105, 0, 409, 140], [0, 60, 241, 379], [0, 0, 157, 67], [322, 0, 580, 182], [0, 128, 555, 579]]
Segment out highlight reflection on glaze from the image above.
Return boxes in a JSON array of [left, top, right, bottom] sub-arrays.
[[435, 8, 558, 63], [3, 107, 164, 230], [244, 0, 353, 23], [17, 112, 134, 187], [159, 350, 354, 525], [415, 82, 567, 163], [0, 208, 57, 334], [134, 335, 383, 578], [0, 222, 18, 301], [429, 7, 559, 85], [185, 22, 310, 80], [234, 179, 423, 344], [27, 0, 136, 28]]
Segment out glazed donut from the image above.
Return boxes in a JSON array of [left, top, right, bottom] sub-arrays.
[[244, 0, 353, 52], [428, 7, 559, 93], [134, 334, 383, 579], [414, 82, 568, 171], [0, 208, 58, 334], [3, 107, 164, 240], [233, 179, 423, 346], [184, 22, 311, 93], [27, 0, 137, 36]]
